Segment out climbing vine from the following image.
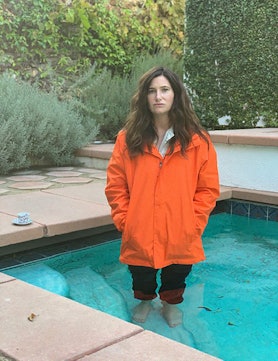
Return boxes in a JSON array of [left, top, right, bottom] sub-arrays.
[[0, 0, 184, 91], [184, 0, 277, 128]]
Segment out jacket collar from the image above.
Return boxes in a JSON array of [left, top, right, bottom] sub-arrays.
[[143, 132, 202, 156]]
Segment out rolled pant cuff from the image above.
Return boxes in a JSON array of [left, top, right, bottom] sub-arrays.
[[134, 290, 157, 301], [159, 288, 185, 304]]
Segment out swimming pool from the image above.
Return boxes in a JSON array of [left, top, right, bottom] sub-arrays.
[[3, 213, 278, 361]]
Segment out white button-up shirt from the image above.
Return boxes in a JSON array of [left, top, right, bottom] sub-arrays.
[[157, 127, 174, 157]]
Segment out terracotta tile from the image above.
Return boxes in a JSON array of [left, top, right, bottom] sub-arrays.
[[0, 213, 45, 246], [232, 187, 278, 206], [77, 168, 105, 174], [0, 190, 111, 239], [42, 182, 108, 204], [89, 174, 107, 180], [0, 279, 142, 361], [8, 181, 53, 190], [210, 133, 229, 144], [80, 330, 222, 361], [51, 177, 92, 184], [46, 171, 82, 177], [210, 128, 278, 147], [0, 272, 15, 283], [218, 186, 232, 200]]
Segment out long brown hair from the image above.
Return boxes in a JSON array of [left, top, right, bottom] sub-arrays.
[[124, 66, 208, 156]]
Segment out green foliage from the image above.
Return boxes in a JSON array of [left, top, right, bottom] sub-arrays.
[[184, 0, 278, 128], [0, 0, 184, 92], [113, 0, 185, 58], [67, 50, 184, 140], [0, 0, 60, 82], [0, 74, 97, 174], [0, 0, 184, 171]]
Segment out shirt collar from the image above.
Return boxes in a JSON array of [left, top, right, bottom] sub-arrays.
[[164, 127, 174, 142], [158, 127, 174, 156]]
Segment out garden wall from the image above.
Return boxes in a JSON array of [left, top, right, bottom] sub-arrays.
[[210, 129, 278, 193]]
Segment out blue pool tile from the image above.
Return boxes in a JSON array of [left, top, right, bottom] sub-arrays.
[[268, 206, 278, 222], [231, 201, 250, 216], [250, 203, 268, 220]]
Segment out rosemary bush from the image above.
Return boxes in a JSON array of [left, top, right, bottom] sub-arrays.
[[0, 74, 98, 174], [69, 50, 183, 140]]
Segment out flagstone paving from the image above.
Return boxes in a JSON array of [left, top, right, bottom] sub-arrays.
[[0, 166, 107, 196]]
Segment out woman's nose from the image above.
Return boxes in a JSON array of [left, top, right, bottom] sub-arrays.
[[155, 91, 162, 100]]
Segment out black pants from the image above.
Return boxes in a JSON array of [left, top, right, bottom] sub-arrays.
[[128, 264, 192, 304]]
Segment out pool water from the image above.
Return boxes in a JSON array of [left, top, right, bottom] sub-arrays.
[[4, 213, 278, 361]]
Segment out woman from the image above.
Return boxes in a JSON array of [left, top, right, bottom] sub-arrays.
[[105, 67, 219, 327]]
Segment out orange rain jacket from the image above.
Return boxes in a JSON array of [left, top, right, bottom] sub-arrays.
[[105, 130, 220, 269]]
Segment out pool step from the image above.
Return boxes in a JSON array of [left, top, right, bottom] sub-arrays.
[[64, 266, 130, 321], [4, 264, 69, 297]]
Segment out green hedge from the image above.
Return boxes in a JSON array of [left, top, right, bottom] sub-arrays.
[[184, 0, 278, 128]]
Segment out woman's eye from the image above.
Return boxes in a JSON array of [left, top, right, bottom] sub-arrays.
[[148, 87, 170, 94]]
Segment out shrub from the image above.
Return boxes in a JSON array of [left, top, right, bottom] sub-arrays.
[[0, 74, 98, 174], [184, 0, 278, 129], [68, 50, 184, 140]]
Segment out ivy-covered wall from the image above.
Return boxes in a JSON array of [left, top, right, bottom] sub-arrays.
[[0, 0, 184, 91], [184, 0, 278, 129]]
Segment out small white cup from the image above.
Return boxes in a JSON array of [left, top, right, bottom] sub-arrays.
[[17, 212, 31, 224]]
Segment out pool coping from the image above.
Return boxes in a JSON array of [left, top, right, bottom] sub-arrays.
[[209, 128, 278, 147]]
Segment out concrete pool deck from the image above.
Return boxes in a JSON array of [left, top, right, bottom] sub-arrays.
[[1, 128, 277, 360]]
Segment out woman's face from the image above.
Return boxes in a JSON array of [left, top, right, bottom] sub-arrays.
[[147, 75, 174, 118]]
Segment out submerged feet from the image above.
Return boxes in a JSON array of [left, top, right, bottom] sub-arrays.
[[132, 300, 152, 323], [132, 300, 183, 327], [162, 301, 183, 328]]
